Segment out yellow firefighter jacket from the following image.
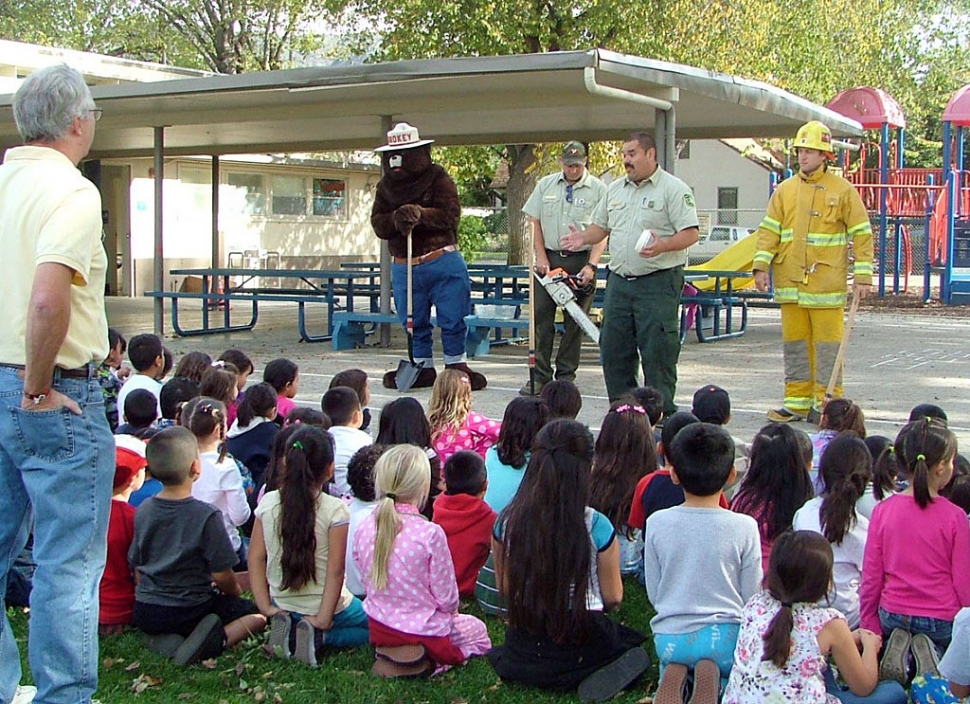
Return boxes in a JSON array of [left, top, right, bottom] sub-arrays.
[[753, 166, 873, 307]]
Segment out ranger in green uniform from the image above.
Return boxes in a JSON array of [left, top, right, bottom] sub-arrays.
[[520, 141, 608, 395], [562, 132, 698, 414]]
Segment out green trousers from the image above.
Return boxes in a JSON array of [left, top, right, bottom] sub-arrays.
[[600, 267, 683, 415], [532, 249, 595, 386]]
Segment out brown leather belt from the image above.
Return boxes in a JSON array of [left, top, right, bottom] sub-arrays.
[[0, 362, 92, 379], [393, 245, 457, 266]]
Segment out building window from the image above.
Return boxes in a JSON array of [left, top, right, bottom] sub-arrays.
[[226, 172, 266, 216], [313, 178, 346, 217], [271, 175, 307, 216], [718, 187, 738, 224]]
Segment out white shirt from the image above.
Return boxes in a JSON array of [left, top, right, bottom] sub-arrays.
[[117, 373, 162, 421], [793, 496, 869, 628], [192, 450, 251, 551], [328, 425, 372, 497]]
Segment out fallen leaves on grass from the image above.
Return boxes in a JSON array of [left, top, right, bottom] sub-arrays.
[[102, 657, 124, 669], [201, 658, 219, 669], [125, 660, 141, 672], [130, 673, 163, 694]]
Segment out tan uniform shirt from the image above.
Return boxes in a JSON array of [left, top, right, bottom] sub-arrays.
[[522, 169, 607, 251], [0, 146, 108, 367], [592, 167, 698, 277]]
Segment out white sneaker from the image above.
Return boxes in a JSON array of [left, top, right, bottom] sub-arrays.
[[12, 685, 37, 704]]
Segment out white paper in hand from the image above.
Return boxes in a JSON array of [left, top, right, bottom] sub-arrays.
[[636, 229, 655, 254]]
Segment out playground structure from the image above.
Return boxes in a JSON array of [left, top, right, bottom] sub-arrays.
[[825, 85, 970, 304]]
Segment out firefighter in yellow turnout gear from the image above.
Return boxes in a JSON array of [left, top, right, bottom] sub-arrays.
[[753, 121, 873, 423]]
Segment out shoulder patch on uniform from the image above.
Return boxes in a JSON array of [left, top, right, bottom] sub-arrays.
[[684, 193, 695, 208]]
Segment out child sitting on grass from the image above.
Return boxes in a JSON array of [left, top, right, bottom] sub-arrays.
[[433, 451, 497, 598], [263, 358, 300, 425], [322, 386, 372, 497], [429, 369, 500, 466], [645, 423, 762, 702], [723, 531, 906, 704], [99, 435, 148, 635], [345, 444, 386, 599], [354, 444, 491, 676], [129, 427, 265, 665], [250, 426, 369, 666]]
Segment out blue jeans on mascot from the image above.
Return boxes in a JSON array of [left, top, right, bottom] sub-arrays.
[[0, 365, 114, 704], [392, 250, 471, 362]]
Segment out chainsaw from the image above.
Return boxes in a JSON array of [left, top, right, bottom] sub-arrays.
[[535, 267, 600, 345]]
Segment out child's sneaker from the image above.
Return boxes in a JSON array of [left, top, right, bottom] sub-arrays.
[[172, 614, 226, 666], [911, 633, 940, 678], [293, 619, 320, 668], [267, 612, 292, 660], [143, 632, 186, 658], [655, 663, 689, 704], [12, 685, 37, 704], [688, 659, 720, 704], [577, 647, 650, 701], [879, 628, 912, 686]]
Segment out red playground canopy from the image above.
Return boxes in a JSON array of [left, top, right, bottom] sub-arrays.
[[827, 87, 906, 129]]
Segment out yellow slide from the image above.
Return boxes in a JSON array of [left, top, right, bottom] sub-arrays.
[[686, 235, 757, 291]]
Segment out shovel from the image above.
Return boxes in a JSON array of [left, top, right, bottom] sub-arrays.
[[395, 225, 426, 392]]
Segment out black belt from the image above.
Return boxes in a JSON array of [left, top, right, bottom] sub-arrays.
[[548, 249, 587, 258], [613, 266, 683, 282], [0, 362, 93, 379]]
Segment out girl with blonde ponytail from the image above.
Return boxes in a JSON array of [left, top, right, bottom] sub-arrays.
[[353, 444, 490, 672]]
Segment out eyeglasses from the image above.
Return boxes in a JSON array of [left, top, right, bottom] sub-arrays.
[[87, 108, 103, 122], [565, 184, 574, 204]]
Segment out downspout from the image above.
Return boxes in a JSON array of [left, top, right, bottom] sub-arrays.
[[583, 66, 673, 111]]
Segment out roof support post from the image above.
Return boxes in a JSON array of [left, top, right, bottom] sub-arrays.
[[379, 115, 393, 347], [655, 106, 677, 174], [153, 125, 165, 336], [211, 155, 220, 273]]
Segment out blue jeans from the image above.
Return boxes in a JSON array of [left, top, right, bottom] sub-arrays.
[[0, 366, 114, 704], [392, 250, 471, 363], [823, 665, 909, 703], [654, 623, 740, 687], [290, 596, 370, 650], [879, 607, 954, 652]]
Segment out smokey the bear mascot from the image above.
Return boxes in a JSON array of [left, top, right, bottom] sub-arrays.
[[371, 123, 487, 390]]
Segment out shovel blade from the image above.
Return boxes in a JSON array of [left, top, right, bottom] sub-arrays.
[[395, 359, 426, 392]]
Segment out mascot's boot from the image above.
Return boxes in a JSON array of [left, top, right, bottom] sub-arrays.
[[382, 366, 437, 390], [445, 362, 487, 391]]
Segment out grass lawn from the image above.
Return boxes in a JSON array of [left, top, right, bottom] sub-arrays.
[[9, 578, 659, 703]]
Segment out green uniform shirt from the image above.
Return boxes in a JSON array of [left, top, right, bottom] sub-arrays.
[[522, 169, 608, 251], [592, 167, 698, 277]]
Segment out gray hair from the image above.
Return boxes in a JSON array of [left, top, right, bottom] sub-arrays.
[[13, 64, 95, 143]]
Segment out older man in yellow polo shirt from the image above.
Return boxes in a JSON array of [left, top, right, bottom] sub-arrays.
[[0, 64, 114, 704]]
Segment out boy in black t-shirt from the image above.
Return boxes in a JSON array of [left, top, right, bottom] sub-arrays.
[[129, 426, 266, 665]]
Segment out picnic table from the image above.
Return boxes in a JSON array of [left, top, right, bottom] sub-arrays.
[[145, 267, 381, 342]]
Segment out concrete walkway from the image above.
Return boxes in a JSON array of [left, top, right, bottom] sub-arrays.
[[108, 298, 970, 450]]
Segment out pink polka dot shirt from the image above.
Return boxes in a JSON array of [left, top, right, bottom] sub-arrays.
[[353, 503, 460, 637], [432, 412, 501, 466]]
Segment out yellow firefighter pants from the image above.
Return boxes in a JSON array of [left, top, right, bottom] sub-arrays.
[[780, 303, 845, 413]]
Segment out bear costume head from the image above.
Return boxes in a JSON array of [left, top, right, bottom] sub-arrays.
[[381, 143, 433, 182]]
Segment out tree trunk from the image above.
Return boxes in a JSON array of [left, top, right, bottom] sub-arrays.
[[505, 144, 537, 265]]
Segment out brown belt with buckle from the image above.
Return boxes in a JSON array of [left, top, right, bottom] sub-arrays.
[[0, 362, 92, 379], [393, 245, 458, 266]]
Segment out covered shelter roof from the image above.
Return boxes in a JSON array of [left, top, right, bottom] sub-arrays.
[[0, 49, 862, 158], [827, 86, 906, 130], [944, 83, 970, 127]]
